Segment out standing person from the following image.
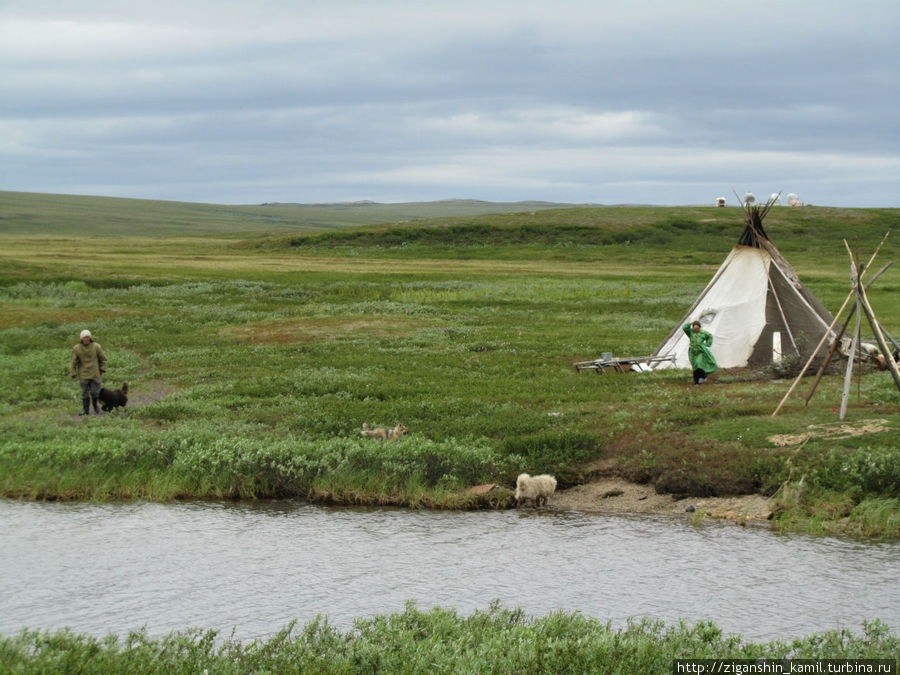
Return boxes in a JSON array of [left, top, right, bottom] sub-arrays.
[[70, 329, 107, 415], [683, 320, 718, 385]]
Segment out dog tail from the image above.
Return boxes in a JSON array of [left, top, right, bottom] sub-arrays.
[[122, 382, 129, 393]]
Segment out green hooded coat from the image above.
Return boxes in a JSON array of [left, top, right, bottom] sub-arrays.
[[70, 340, 107, 380], [683, 324, 718, 374]]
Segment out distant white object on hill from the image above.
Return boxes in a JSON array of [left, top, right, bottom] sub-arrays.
[[769, 193, 782, 206], [716, 197, 727, 207], [743, 193, 756, 207], [787, 193, 803, 206]]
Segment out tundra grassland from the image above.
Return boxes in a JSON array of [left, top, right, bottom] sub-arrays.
[[0, 190, 579, 237], [1, 200, 898, 536], [2, 603, 898, 674]]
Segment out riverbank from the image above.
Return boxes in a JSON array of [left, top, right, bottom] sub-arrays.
[[2, 604, 897, 673], [553, 477, 774, 524]]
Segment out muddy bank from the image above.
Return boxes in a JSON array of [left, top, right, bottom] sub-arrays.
[[552, 478, 773, 524]]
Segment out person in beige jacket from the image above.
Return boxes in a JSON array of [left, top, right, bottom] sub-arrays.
[[70, 329, 107, 415]]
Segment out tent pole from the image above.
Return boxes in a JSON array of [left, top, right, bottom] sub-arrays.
[[771, 234, 888, 418], [803, 260, 894, 405], [858, 279, 900, 392], [804, 312, 851, 406], [771, 288, 855, 417], [879, 323, 900, 352], [843, 237, 900, 391], [839, 275, 862, 420], [767, 277, 800, 356], [856, 296, 862, 405]]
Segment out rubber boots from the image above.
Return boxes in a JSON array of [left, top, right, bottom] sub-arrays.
[[92, 396, 101, 414]]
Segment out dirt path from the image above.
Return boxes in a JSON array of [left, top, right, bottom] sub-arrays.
[[552, 478, 774, 524], [126, 380, 179, 406], [69, 379, 178, 421]]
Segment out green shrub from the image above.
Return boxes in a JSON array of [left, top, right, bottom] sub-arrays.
[[499, 430, 600, 482], [805, 446, 900, 498], [2, 605, 897, 673]]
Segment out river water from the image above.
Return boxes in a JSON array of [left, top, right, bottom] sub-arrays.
[[1, 499, 898, 643]]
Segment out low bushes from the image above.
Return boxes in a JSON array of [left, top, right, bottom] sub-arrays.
[[803, 446, 900, 499], [0, 424, 520, 505], [769, 446, 900, 537], [610, 430, 791, 498], [2, 604, 897, 673], [499, 430, 600, 485]]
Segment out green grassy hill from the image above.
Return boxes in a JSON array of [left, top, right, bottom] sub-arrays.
[[264, 205, 900, 266], [0, 191, 585, 237]]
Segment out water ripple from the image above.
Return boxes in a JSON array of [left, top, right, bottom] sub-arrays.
[[1, 500, 897, 642]]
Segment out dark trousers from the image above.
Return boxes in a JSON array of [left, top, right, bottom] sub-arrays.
[[693, 368, 706, 384], [79, 378, 102, 413], [80, 378, 102, 400]]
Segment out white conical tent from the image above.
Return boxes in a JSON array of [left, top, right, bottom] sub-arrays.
[[652, 200, 836, 370]]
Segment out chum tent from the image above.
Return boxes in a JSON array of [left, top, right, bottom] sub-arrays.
[[651, 196, 836, 370]]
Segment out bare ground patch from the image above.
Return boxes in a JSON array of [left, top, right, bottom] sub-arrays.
[[552, 478, 773, 524], [768, 418, 893, 447], [126, 380, 180, 406], [0, 306, 148, 329]]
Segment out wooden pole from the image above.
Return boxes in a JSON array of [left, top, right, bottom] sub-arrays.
[[839, 283, 862, 420], [856, 291, 862, 405], [880, 324, 900, 352], [803, 260, 894, 405], [768, 277, 799, 356], [855, 239, 862, 406], [865, 260, 894, 287], [771, 288, 855, 417], [804, 314, 850, 406], [771, 232, 890, 418], [858, 279, 900, 392]]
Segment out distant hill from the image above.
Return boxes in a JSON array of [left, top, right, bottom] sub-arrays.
[[0, 191, 589, 237]]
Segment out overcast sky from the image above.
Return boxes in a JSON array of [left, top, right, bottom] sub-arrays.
[[2, 0, 898, 206]]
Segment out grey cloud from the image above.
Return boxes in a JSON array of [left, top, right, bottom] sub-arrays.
[[1, 0, 897, 205]]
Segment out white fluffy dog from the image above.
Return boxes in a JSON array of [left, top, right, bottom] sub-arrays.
[[515, 473, 557, 507]]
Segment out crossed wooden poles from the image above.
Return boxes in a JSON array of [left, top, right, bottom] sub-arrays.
[[772, 231, 900, 418]]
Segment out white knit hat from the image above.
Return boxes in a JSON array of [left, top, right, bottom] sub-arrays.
[[80, 329, 92, 340]]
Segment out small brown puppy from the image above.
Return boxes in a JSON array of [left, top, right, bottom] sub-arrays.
[[361, 422, 409, 441]]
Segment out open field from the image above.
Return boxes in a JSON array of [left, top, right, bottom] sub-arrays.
[[0, 191, 584, 237], [1, 196, 898, 536], [2, 603, 897, 673]]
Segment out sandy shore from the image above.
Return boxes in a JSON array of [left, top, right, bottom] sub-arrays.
[[553, 478, 774, 524]]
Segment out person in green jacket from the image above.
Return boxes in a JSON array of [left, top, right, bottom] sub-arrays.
[[70, 329, 107, 415], [683, 321, 718, 385]]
